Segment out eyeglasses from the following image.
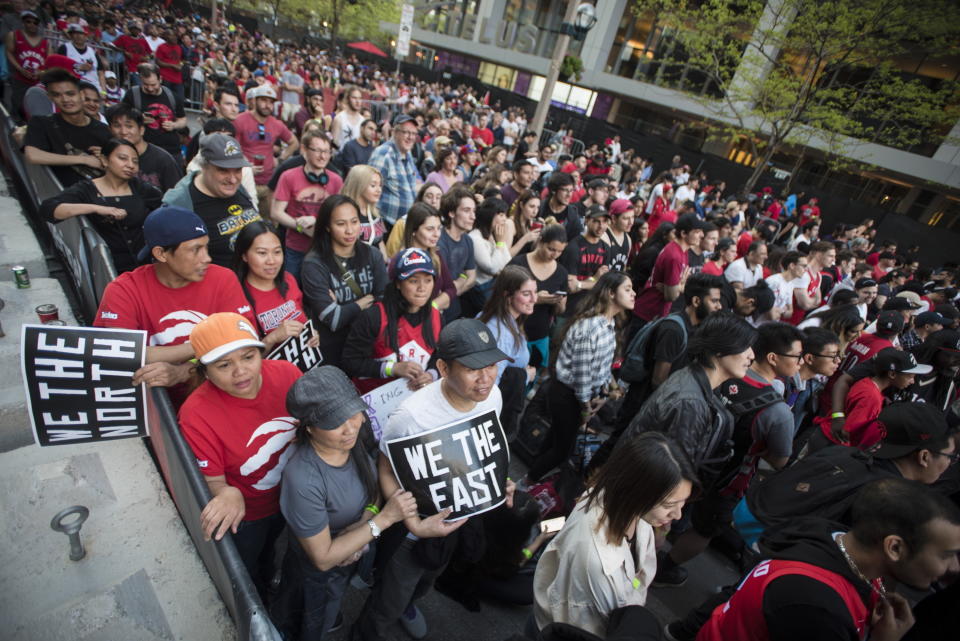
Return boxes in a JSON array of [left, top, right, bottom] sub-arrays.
[[396, 129, 419, 138], [305, 147, 330, 155], [258, 123, 266, 141], [775, 352, 804, 363], [813, 352, 843, 361], [933, 450, 960, 466]]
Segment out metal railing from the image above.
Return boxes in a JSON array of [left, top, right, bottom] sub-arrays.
[[0, 105, 279, 641]]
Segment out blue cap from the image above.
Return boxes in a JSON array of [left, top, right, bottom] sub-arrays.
[[253, 69, 264, 77], [137, 206, 208, 262], [389, 247, 435, 281]]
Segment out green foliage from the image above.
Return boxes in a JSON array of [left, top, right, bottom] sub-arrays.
[[560, 55, 585, 81], [634, 0, 960, 189], [235, 0, 400, 49]]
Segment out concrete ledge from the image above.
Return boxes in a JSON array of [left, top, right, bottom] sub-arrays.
[[0, 277, 79, 452], [0, 438, 235, 641], [0, 196, 49, 278]]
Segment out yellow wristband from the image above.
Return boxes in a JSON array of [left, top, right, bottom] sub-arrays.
[[831, 412, 845, 419], [521, 548, 533, 560], [385, 362, 394, 377], [296, 222, 303, 233], [365, 504, 380, 515], [495, 241, 506, 248]]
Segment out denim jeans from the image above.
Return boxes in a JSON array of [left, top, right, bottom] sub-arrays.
[[233, 511, 285, 601], [273, 534, 355, 641], [284, 248, 305, 280]]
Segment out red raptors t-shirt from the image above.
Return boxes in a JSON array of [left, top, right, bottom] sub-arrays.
[[93, 264, 254, 345], [179, 359, 302, 521], [246, 272, 306, 334]]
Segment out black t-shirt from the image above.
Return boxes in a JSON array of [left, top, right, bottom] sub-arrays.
[[605, 229, 631, 272], [188, 181, 260, 267], [138, 143, 184, 192], [23, 113, 111, 187], [540, 199, 583, 241], [510, 253, 569, 341], [560, 234, 608, 316], [687, 248, 706, 273], [121, 86, 185, 158]]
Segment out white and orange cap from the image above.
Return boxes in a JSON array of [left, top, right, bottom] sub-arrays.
[[190, 313, 265, 364]]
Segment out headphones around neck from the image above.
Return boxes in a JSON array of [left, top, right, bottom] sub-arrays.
[[305, 168, 329, 186]]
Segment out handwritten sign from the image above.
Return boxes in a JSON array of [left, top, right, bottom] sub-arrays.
[[362, 377, 414, 441], [20, 325, 147, 446], [385, 410, 510, 520], [266, 319, 323, 372]]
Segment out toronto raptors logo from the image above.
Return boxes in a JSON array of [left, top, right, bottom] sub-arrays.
[[240, 417, 298, 490], [150, 310, 208, 346]]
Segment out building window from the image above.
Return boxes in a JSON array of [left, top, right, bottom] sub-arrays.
[[479, 62, 518, 90]]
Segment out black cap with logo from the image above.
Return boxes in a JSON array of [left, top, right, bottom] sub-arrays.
[[872, 402, 951, 459], [436, 319, 512, 369]]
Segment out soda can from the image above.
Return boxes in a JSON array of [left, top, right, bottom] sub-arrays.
[[36, 304, 59, 323], [43, 320, 67, 326], [12, 265, 30, 289]]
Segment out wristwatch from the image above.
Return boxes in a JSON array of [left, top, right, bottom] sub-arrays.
[[367, 518, 382, 539]]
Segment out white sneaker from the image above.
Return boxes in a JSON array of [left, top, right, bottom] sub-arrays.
[[399, 604, 427, 639]]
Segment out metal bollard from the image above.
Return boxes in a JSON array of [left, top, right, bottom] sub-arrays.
[[50, 506, 90, 561]]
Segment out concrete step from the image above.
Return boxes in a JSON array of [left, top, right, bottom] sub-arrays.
[[0, 277, 79, 452], [0, 194, 50, 279], [0, 438, 235, 641]]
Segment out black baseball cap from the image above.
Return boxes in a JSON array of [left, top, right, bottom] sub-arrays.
[[854, 277, 878, 289], [584, 204, 610, 220], [137, 206, 208, 262], [872, 402, 950, 459], [883, 296, 922, 312], [915, 311, 947, 328], [392, 113, 416, 127], [875, 310, 906, 334], [436, 319, 512, 369], [873, 347, 932, 376]]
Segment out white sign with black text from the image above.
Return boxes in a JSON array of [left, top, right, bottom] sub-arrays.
[[266, 319, 323, 372]]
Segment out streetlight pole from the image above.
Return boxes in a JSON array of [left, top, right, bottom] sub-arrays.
[[529, 0, 580, 143]]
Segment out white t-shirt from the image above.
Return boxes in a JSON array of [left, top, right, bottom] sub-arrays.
[[332, 110, 365, 149], [378, 378, 503, 458], [502, 119, 519, 146], [673, 184, 696, 207], [765, 273, 802, 313], [725, 258, 763, 288]]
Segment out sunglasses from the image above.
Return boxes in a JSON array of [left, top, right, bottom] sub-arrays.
[[258, 123, 266, 141]]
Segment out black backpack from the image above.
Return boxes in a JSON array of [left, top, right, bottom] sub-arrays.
[[746, 446, 896, 529], [620, 314, 687, 384]]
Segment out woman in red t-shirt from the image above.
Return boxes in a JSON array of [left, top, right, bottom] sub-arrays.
[[178, 312, 303, 598], [233, 221, 320, 352], [341, 247, 440, 399], [702, 237, 737, 276]]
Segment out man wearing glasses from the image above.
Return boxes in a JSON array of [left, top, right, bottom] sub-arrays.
[[271, 131, 342, 278], [783, 327, 843, 433], [234, 84, 299, 215], [368, 114, 421, 226], [540, 172, 582, 241]]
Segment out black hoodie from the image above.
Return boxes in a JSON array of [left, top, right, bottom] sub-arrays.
[[752, 518, 876, 641]]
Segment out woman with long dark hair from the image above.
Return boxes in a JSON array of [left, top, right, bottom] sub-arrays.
[[384, 181, 444, 258], [797, 302, 865, 352], [702, 236, 736, 276], [470, 197, 516, 300], [424, 147, 463, 193], [274, 366, 417, 640], [342, 248, 441, 397], [403, 201, 457, 311], [508, 189, 544, 256], [479, 265, 537, 437], [508, 224, 569, 370], [525, 271, 636, 484], [41, 137, 163, 273], [232, 220, 319, 352], [301, 194, 387, 367], [629, 221, 675, 290], [533, 432, 697, 637]]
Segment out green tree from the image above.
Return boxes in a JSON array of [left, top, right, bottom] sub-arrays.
[[635, 0, 960, 191]]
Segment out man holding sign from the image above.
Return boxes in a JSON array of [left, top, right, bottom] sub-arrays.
[[354, 319, 516, 641]]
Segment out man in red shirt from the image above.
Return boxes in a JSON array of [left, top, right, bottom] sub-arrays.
[[233, 84, 299, 214], [787, 241, 834, 325], [94, 206, 254, 398], [865, 239, 896, 266], [470, 112, 494, 150], [112, 22, 151, 85], [154, 27, 183, 105], [871, 251, 897, 281], [270, 131, 343, 278], [5, 10, 49, 121], [632, 214, 707, 330], [822, 348, 931, 449], [798, 197, 820, 225]]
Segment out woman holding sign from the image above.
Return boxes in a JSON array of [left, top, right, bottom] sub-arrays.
[[532, 432, 697, 637], [524, 271, 635, 484], [178, 312, 303, 601], [232, 221, 319, 353], [341, 247, 441, 395], [275, 366, 418, 640]]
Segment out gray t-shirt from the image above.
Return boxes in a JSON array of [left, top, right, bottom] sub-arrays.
[[281, 70, 304, 105], [280, 443, 375, 539], [747, 370, 796, 458]]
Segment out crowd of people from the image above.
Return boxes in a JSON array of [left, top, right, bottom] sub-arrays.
[[8, 1, 960, 640]]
